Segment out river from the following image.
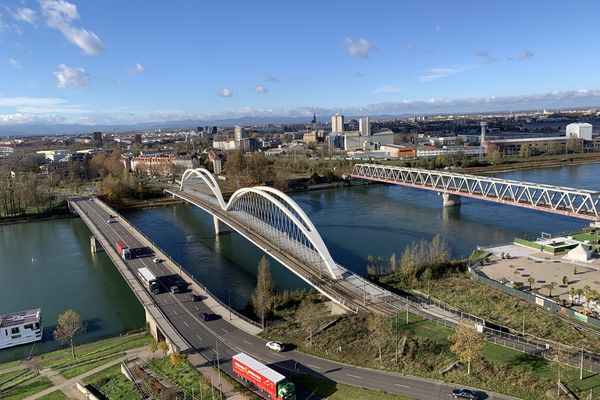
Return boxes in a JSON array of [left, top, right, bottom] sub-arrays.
[[1, 163, 598, 361]]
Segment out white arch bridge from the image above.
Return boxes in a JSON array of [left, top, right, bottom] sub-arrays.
[[167, 168, 405, 314]]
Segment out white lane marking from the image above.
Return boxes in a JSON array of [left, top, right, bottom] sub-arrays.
[[221, 328, 229, 334], [183, 321, 189, 327], [307, 364, 321, 370], [242, 339, 253, 345], [173, 310, 178, 315], [194, 305, 200, 311], [273, 353, 285, 359], [346, 373, 362, 379], [196, 334, 203, 341], [395, 384, 410, 388]]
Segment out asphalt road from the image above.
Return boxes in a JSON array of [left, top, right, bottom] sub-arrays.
[[73, 197, 517, 400]]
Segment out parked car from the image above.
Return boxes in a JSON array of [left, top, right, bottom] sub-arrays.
[[451, 388, 478, 399], [265, 341, 284, 352], [170, 285, 180, 294]]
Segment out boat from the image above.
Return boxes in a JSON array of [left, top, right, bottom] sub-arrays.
[[0, 308, 43, 350]]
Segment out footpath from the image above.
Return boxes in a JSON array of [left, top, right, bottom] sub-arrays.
[[15, 346, 245, 400]]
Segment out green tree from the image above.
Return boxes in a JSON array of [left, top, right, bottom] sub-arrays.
[[527, 276, 535, 291], [449, 320, 485, 375], [546, 282, 557, 298], [53, 309, 87, 358], [296, 299, 321, 347], [251, 256, 274, 328]]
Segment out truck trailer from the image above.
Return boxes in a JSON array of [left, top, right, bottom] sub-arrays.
[[115, 240, 132, 260], [232, 353, 295, 400], [138, 267, 160, 294]]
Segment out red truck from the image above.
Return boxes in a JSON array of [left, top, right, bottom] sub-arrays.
[[116, 240, 132, 260], [232, 353, 295, 400]]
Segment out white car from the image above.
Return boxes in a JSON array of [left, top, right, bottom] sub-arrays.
[[152, 258, 161, 263], [265, 341, 284, 352]]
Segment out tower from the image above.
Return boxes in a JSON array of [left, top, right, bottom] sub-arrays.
[[359, 117, 370, 136], [331, 114, 344, 133]]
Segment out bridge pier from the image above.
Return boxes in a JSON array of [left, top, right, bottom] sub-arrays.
[[441, 193, 461, 207], [213, 216, 232, 235], [90, 236, 103, 253], [145, 309, 179, 354]]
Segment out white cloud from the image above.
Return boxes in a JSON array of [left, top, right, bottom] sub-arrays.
[[40, 0, 104, 55], [0, 13, 7, 30], [419, 67, 464, 82], [344, 37, 377, 59], [371, 85, 402, 94], [54, 64, 90, 88], [217, 87, 233, 97], [475, 49, 497, 64], [435, 26, 441, 32], [517, 49, 534, 61], [0, 97, 66, 107], [12, 7, 36, 24], [7, 58, 23, 69], [3, 89, 600, 127], [264, 75, 280, 83], [255, 85, 268, 93], [125, 63, 144, 76]]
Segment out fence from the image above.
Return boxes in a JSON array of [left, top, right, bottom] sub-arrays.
[[468, 265, 600, 331]]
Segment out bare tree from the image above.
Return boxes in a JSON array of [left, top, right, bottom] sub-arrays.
[[296, 299, 321, 347], [368, 314, 393, 365], [53, 309, 87, 358]]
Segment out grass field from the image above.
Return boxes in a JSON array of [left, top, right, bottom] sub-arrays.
[[147, 357, 222, 399], [264, 307, 600, 400], [37, 390, 68, 400], [0, 361, 20, 371], [398, 273, 600, 353], [83, 364, 141, 400], [0, 369, 53, 400], [39, 332, 151, 379]]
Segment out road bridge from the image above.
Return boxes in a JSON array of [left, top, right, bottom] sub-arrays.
[[349, 163, 600, 221]]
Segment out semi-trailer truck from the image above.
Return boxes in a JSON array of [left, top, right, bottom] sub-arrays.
[[138, 267, 160, 294], [232, 353, 295, 400], [116, 240, 132, 260]]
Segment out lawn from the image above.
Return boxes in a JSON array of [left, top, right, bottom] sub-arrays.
[[39, 332, 151, 378], [397, 273, 600, 353], [0, 361, 20, 371], [0, 369, 53, 400], [294, 374, 413, 400], [263, 307, 600, 400], [37, 390, 68, 400], [83, 364, 141, 400], [147, 357, 222, 399]]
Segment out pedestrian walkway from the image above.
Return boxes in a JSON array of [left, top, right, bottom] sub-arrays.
[[25, 347, 245, 400]]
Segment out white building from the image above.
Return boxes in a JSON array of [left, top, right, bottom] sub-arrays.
[[331, 114, 344, 133], [566, 123, 593, 141], [417, 146, 484, 158], [212, 135, 236, 151], [359, 117, 371, 136], [234, 126, 247, 141]]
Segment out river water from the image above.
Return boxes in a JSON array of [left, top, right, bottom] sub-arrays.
[[1, 163, 599, 361]]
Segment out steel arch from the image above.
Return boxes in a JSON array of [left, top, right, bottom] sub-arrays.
[[226, 186, 342, 280], [180, 168, 226, 209]]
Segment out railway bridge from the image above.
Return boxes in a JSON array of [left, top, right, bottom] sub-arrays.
[[349, 163, 600, 222]]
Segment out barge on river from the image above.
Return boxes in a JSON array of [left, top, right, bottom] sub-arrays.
[[0, 308, 43, 350]]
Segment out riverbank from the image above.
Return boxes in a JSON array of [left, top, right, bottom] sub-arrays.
[[459, 152, 600, 175], [0, 200, 72, 226]]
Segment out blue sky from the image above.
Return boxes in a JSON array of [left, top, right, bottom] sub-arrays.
[[1, 0, 600, 126]]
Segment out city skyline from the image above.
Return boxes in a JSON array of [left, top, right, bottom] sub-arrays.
[[2, 0, 600, 129]]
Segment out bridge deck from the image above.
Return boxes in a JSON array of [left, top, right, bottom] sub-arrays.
[[350, 163, 600, 221]]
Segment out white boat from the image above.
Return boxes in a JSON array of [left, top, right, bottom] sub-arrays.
[[0, 309, 43, 350]]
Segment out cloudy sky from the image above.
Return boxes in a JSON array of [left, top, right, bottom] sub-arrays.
[[1, 0, 600, 127]]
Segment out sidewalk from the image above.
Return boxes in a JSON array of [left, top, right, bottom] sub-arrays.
[[187, 353, 247, 400]]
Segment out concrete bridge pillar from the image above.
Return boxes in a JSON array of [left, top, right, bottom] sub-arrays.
[[90, 236, 103, 253], [213, 216, 232, 235], [442, 193, 461, 207], [145, 309, 164, 342]]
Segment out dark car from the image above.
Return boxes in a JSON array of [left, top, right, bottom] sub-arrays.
[[198, 312, 219, 321], [189, 294, 201, 302], [451, 388, 478, 399]]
